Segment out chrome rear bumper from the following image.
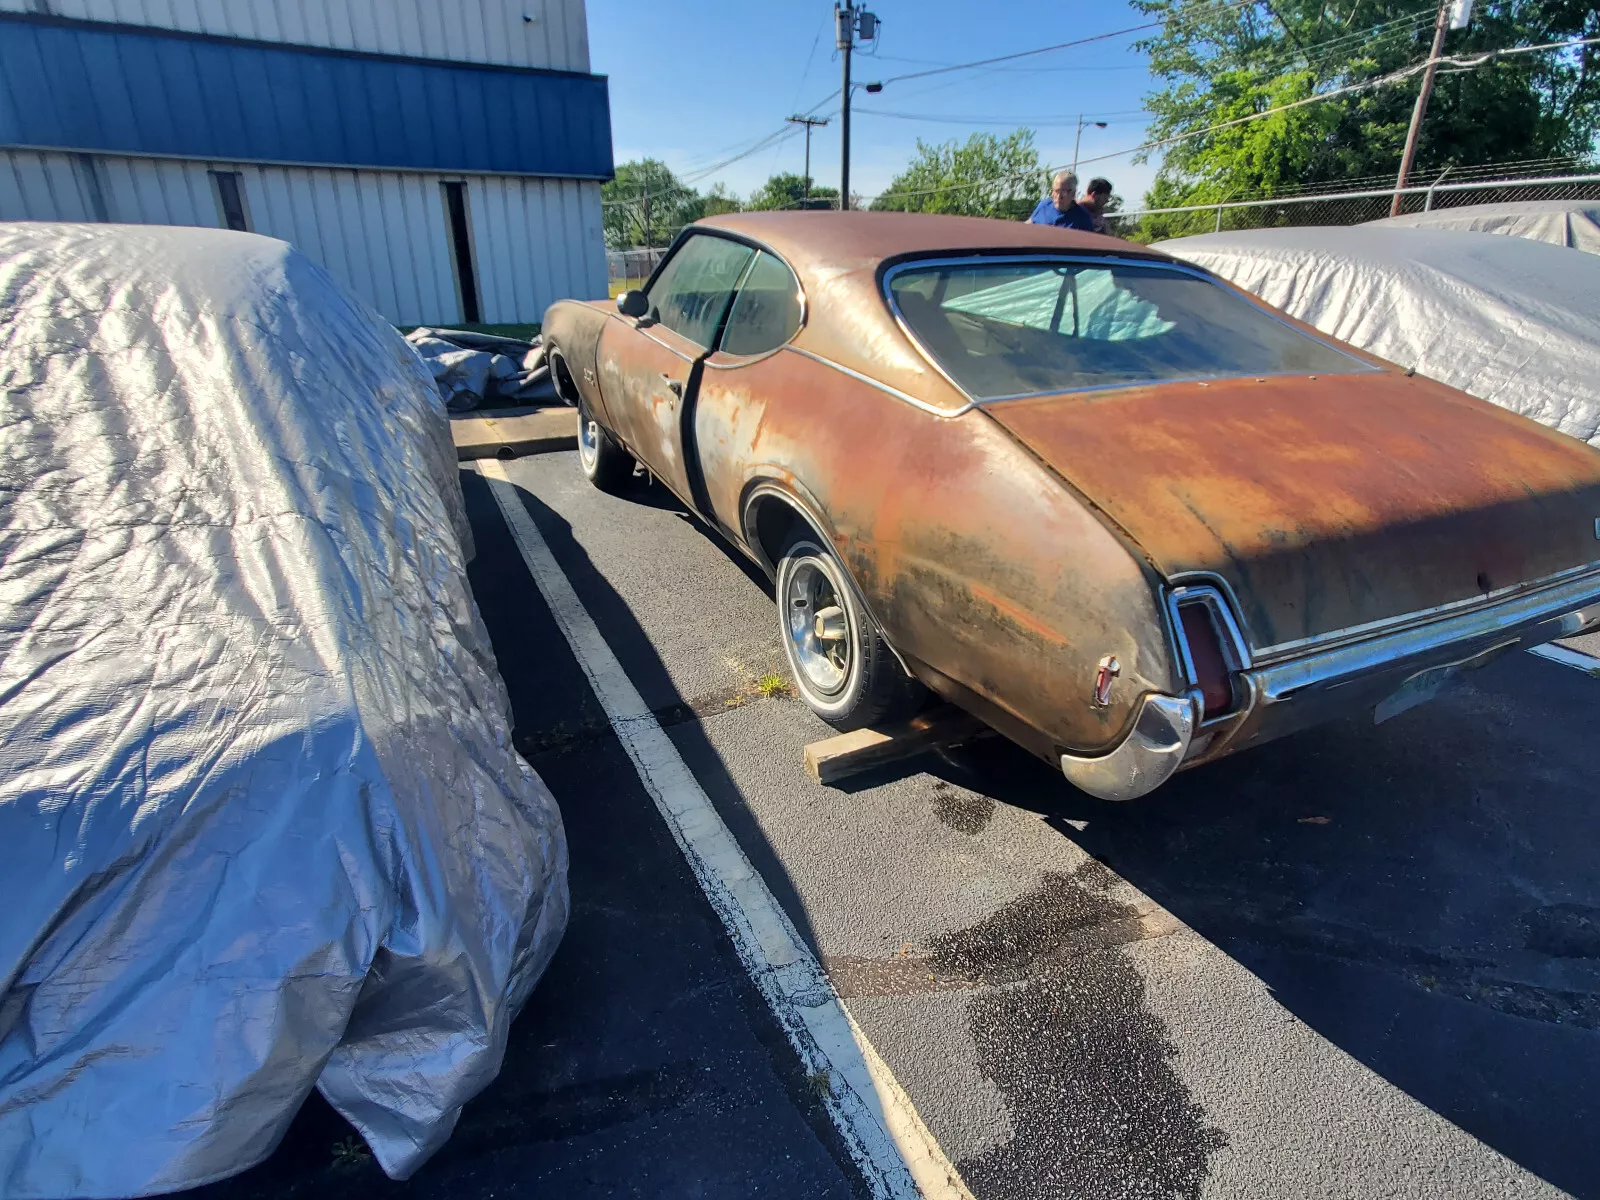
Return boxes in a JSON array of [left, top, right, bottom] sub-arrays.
[[1062, 564, 1600, 801]]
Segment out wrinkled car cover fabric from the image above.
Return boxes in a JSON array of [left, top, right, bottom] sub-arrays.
[[0, 224, 569, 1196], [1159, 227, 1600, 449], [1367, 199, 1600, 255]]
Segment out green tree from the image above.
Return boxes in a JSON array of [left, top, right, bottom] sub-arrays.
[[601, 159, 700, 248], [869, 130, 1046, 219], [1132, 0, 1600, 240], [746, 172, 840, 210], [698, 183, 744, 216]]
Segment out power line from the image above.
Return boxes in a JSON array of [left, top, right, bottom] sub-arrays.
[[863, 35, 1600, 205], [855, 107, 1153, 126], [873, 0, 1263, 86]]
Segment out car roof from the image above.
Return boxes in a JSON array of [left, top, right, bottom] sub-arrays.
[[696, 210, 1172, 272], [677, 212, 1184, 417]]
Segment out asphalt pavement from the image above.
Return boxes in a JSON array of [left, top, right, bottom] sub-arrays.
[[194, 447, 1600, 1200]]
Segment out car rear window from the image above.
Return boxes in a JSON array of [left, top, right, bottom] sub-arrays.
[[887, 259, 1369, 400]]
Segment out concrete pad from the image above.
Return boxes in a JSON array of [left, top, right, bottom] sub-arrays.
[[1557, 628, 1600, 659], [452, 405, 576, 460]]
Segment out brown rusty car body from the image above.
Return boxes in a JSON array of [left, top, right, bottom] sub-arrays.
[[543, 211, 1600, 799]]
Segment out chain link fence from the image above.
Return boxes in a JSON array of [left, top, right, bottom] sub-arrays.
[[1106, 169, 1600, 241], [605, 246, 669, 295]]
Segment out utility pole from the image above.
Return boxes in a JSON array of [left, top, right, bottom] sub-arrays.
[[836, 3, 877, 211], [1390, 0, 1469, 216], [641, 180, 651, 255], [786, 114, 830, 204]]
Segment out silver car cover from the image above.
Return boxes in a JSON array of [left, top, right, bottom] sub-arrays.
[[0, 224, 569, 1196], [1159, 226, 1600, 450], [1368, 198, 1600, 255]]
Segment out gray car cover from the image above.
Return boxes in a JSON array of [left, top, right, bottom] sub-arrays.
[[1158, 226, 1600, 450], [1368, 198, 1600, 254], [0, 224, 569, 1196]]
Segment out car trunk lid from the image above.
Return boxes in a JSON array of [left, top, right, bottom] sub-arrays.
[[983, 372, 1600, 652]]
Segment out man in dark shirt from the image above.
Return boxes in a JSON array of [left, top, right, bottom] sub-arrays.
[[1028, 170, 1096, 231], [1083, 177, 1115, 233]]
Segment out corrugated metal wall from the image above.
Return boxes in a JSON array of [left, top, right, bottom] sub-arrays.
[[0, 149, 608, 325], [0, 0, 589, 71], [0, 14, 613, 178]]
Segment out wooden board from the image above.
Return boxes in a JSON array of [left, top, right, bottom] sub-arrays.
[[803, 706, 988, 786]]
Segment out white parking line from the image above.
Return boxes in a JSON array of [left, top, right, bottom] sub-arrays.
[[479, 459, 973, 1200], [1527, 643, 1600, 677]]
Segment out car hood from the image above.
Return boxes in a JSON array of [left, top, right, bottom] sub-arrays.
[[982, 372, 1600, 652]]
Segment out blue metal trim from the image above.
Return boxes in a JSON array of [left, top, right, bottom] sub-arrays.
[[0, 13, 615, 179]]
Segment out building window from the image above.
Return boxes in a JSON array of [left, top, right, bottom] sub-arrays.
[[441, 181, 481, 324], [209, 171, 250, 232]]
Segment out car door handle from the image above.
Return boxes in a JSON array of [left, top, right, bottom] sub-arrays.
[[660, 375, 683, 398]]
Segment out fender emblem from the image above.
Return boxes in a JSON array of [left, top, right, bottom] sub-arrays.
[[1092, 655, 1121, 709]]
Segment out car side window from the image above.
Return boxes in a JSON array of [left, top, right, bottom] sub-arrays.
[[718, 251, 803, 356], [645, 235, 755, 349]]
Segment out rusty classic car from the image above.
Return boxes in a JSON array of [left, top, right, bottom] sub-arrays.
[[542, 212, 1600, 800]]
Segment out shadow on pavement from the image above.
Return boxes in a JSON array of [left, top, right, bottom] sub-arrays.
[[922, 653, 1600, 1199]]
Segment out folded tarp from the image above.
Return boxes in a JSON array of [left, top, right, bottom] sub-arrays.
[[0, 223, 569, 1196], [1159, 226, 1600, 449], [1368, 198, 1600, 254], [404, 327, 552, 410]]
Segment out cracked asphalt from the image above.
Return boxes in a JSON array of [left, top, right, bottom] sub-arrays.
[[193, 448, 1600, 1200]]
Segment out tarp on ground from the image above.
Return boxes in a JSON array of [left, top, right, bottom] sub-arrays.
[[1367, 198, 1600, 254], [0, 223, 569, 1196], [1158, 226, 1600, 449]]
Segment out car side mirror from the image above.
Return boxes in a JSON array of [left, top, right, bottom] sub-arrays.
[[616, 290, 649, 319]]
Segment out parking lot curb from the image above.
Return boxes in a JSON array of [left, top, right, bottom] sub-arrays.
[[452, 405, 576, 460]]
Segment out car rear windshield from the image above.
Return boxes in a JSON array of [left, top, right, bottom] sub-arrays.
[[886, 258, 1370, 400]]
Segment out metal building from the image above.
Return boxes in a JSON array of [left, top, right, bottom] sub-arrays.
[[0, 1, 613, 325]]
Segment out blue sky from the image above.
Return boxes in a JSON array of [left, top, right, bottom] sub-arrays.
[[587, 0, 1169, 207]]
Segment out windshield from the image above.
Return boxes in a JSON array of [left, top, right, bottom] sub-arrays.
[[887, 258, 1370, 400]]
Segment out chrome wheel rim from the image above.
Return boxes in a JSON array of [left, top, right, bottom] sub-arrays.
[[784, 558, 851, 696], [578, 414, 600, 470]]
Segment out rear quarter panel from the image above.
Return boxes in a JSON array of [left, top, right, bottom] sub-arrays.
[[694, 347, 1180, 754]]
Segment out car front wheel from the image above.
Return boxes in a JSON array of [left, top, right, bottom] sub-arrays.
[[576, 396, 634, 493], [775, 538, 924, 730]]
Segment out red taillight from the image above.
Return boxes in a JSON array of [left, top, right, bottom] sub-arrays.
[[1179, 603, 1235, 718]]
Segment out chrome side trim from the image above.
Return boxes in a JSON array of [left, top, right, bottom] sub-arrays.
[[1250, 560, 1600, 665], [1060, 690, 1200, 802], [969, 368, 1356, 406], [878, 253, 1376, 407], [781, 345, 976, 417]]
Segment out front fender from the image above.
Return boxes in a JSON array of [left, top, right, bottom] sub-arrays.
[[542, 299, 612, 425]]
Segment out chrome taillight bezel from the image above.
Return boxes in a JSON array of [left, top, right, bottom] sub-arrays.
[[1166, 582, 1252, 722]]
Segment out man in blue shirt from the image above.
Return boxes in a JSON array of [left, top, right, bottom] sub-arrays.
[[1028, 170, 1096, 231]]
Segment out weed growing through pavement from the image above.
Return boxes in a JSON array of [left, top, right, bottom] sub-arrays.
[[755, 672, 791, 699], [330, 1137, 371, 1169], [807, 1068, 833, 1099]]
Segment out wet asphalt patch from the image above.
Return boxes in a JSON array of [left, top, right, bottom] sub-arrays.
[[932, 865, 1226, 1200], [931, 779, 996, 835]]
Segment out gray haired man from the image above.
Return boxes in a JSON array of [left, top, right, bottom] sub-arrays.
[[1028, 170, 1096, 231]]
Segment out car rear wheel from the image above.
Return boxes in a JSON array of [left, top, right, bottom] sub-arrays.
[[576, 396, 634, 493], [775, 538, 925, 730]]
